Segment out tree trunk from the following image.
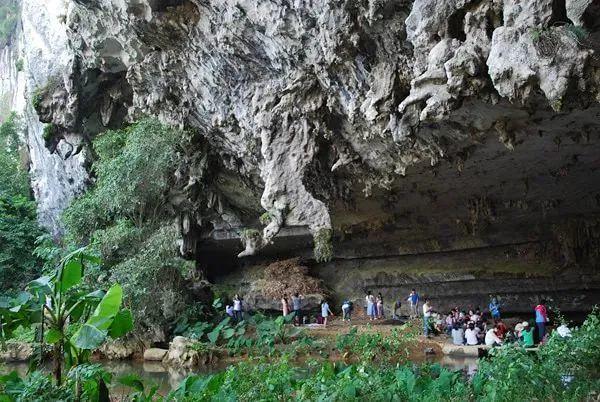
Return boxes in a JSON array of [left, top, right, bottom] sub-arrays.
[[53, 339, 63, 385]]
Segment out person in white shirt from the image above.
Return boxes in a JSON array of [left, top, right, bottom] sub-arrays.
[[321, 300, 334, 327], [465, 323, 480, 345], [485, 328, 503, 346], [422, 299, 432, 336], [233, 294, 243, 322]]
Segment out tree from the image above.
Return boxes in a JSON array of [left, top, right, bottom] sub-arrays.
[[62, 119, 197, 340], [0, 112, 45, 292], [0, 249, 133, 384]]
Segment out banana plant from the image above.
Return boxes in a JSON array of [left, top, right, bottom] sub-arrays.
[[0, 248, 133, 384]]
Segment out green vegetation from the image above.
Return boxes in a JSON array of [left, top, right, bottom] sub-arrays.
[[313, 228, 333, 262], [0, 308, 599, 400], [0, 249, 132, 384], [62, 118, 198, 338], [565, 24, 589, 43], [0, 112, 46, 293], [30, 87, 43, 110], [42, 123, 58, 141], [166, 310, 600, 401], [0, 0, 18, 48], [14, 58, 22, 72]]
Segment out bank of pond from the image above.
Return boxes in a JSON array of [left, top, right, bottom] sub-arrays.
[[0, 310, 599, 401]]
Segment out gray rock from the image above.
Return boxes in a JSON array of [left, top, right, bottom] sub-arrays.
[[143, 348, 168, 361], [0, 342, 33, 362]]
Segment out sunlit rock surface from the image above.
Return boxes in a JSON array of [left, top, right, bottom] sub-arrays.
[[2, 0, 600, 309]]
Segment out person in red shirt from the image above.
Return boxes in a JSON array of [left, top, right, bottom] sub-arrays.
[[494, 319, 508, 339], [534, 300, 549, 343]]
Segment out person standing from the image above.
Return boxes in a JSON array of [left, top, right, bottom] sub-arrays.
[[281, 295, 289, 316], [407, 289, 420, 318], [321, 299, 334, 327], [534, 299, 548, 343], [366, 291, 376, 320], [233, 294, 243, 322], [376, 293, 384, 319], [489, 297, 501, 320], [291, 293, 303, 325], [392, 299, 402, 320], [422, 298, 432, 336]]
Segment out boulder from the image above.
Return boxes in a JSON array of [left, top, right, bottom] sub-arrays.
[[144, 348, 168, 361], [97, 338, 147, 360], [0, 342, 33, 362], [162, 336, 217, 368]]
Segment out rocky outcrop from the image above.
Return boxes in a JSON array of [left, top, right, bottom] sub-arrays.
[[162, 336, 217, 368], [0, 342, 33, 362], [2, 0, 600, 304]]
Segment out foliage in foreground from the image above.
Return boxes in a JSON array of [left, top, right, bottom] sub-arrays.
[[1, 311, 598, 401], [0, 250, 132, 384]]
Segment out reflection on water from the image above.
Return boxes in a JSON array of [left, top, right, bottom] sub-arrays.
[[1, 354, 479, 393]]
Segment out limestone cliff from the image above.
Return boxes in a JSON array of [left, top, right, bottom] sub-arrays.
[[2, 1, 600, 305]]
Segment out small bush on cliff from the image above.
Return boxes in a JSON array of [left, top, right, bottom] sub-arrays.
[[62, 118, 196, 340]]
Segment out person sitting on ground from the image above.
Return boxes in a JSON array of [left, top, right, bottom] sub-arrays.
[[321, 299, 334, 327], [392, 299, 402, 320], [556, 322, 572, 338], [495, 319, 508, 339], [452, 323, 465, 345], [477, 321, 487, 344], [514, 322, 524, 338], [471, 309, 481, 323], [341, 300, 353, 322], [489, 296, 501, 320], [465, 322, 480, 345], [520, 322, 535, 347], [225, 304, 234, 318], [485, 326, 503, 347], [376, 293, 384, 319], [445, 312, 454, 335], [459, 310, 466, 323], [366, 290, 376, 321]]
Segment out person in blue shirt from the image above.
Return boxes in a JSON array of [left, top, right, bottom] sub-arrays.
[[407, 289, 420, 318], [489, 296, 501, 320]]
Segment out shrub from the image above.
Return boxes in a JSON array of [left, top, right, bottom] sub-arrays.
[[42, 123, 57, 141], [14, 58, 22, 71]]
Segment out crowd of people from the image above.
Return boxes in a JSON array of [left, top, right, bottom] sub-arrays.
[[225, 290, 566, 345], [426, 297, 560, 348]]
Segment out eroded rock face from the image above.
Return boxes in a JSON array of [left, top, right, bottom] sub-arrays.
[[3, 0, 600, 268]]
